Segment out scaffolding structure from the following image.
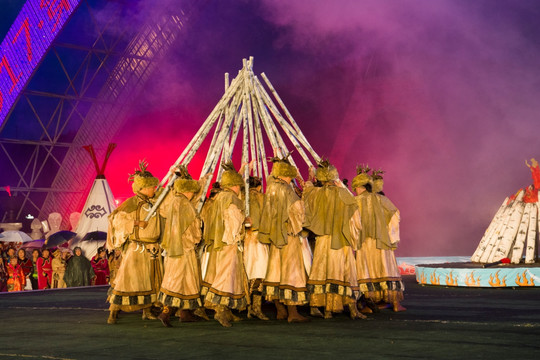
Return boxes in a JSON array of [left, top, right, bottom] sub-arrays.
[[0, 0, 199, 227]]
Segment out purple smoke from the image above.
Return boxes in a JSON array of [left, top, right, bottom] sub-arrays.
[[106, 0, 540, 256]]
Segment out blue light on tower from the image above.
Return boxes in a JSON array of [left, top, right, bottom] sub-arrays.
[[0, 0, 82, 127]]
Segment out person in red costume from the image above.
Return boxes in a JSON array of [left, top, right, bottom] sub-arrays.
[[37, 249, 53, 289], [523, 158, 540, 203], [7, 257, 26, 292], [91, 246, 110, 285], [17, 249, 33, 290]]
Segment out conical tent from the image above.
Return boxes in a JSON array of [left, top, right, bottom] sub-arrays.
[[471, 175, 539, 264], [73, 143, 117, 259], [146, 57, 327, 219]]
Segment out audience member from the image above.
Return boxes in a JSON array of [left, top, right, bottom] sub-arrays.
[[7, 257, 25, 292], [64, 247, 95, 287], [91, 246, 109, 285], [3, 247, 16, 267], [37, 249, 53, 289], [51, 249, 67, 288], [17, 249, 33, 290], [0, 256, 7, 292], [30, 249, 40, 290]]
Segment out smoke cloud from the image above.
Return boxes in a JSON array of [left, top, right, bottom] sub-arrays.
[[106, 0, 540, 256]]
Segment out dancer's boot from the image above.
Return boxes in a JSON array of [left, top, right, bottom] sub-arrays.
[[392, 301, 407, 312], [158, 306, 175, 327], [107, 310, 118, 324], [348, 303, 366, 320], [214, 306, 232, 328], [324, 310, 333, 319], [248, 294, 269, 320], [142, 307, 157, 320], [194, 307, 210, 320], [287, 305, 310, 323], [310, 307, 324, 318], [179, 309, 199, 322], [274, 300, 288, 320]]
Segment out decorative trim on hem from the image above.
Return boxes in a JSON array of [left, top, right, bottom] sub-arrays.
[[202, 286, 248, 310], [359, 280, 405, 293], [263, 284, 308, 305], [109, 293, 157, 306], [307, 281, 359, 300], [157, 293, 202, 309]]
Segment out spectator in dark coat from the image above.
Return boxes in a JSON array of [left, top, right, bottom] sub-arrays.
[[64, 247, 95, 287]]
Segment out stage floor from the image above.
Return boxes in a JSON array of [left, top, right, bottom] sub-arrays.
[[1, 276, 540, 359]]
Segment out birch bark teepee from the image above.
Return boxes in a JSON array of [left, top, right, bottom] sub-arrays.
[[472, 160, 540, 264], [145, 57, 321, 220]]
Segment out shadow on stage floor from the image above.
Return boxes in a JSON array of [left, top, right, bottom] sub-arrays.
[[0, 275, 539, 360]]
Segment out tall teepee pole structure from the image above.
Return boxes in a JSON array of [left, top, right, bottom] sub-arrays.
[[145, 57, 320, 220]]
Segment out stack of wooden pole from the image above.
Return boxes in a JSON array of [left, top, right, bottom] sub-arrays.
[[471, 189, 538, 264], [145, 57, 321, 220]]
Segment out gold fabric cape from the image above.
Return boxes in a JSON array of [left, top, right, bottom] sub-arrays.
[[303, 184, 358, 250], [160, 193, 198, 257], [249, 188, 264, 231], [356, 192, 398, 250], [203, 189, 245, 250], [258, 177, 301, 248]]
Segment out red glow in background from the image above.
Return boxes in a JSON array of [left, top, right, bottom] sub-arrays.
[[99, 0, 540, 257]]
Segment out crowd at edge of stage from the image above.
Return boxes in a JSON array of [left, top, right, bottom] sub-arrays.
[[0, 244, 117, 292], [105, 158, 405, 328]]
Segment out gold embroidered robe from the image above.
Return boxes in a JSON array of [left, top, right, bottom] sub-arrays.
[[259, 177, 308, 305], [106, 194, 163, 312], [201, 189, 248, 310], [303, 183, 361, 312]]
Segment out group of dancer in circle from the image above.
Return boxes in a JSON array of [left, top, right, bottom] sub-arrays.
[[106, 157, 405, 328]]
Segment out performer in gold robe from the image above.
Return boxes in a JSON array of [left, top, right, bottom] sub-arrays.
[[199, 182, 221, 285], [201, 162, 249, 327], [106, 161, 163, 324], [353, 167, 405, 312], [303, 160, 363, 319], [157, 167, 210, 327], [243, 176, 270, 320], [259, 158, 310, 323], [51, 249, 67, 288]]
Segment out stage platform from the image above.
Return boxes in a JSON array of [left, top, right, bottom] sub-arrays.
[[397, 256, 470, 275], [416, 261, 540, 288], [1, 276, 540, 359]]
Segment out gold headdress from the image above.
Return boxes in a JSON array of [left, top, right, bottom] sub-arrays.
[[173, 165, 201, 194], [269, 154, 298, 178], [128, 160, 159, 194], [315, 158, 339, 182], [220, 161, 244, 188], [371, 169, 385, 193], [352, 164, 372, 189]]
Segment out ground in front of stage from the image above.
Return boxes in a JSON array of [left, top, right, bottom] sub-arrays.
[[0, 276, 539, 360]]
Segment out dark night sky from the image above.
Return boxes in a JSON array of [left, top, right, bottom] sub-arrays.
[[4, 0, 540, 256]]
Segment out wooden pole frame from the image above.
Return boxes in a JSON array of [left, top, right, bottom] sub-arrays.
[[146, 57, 327, 220]]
